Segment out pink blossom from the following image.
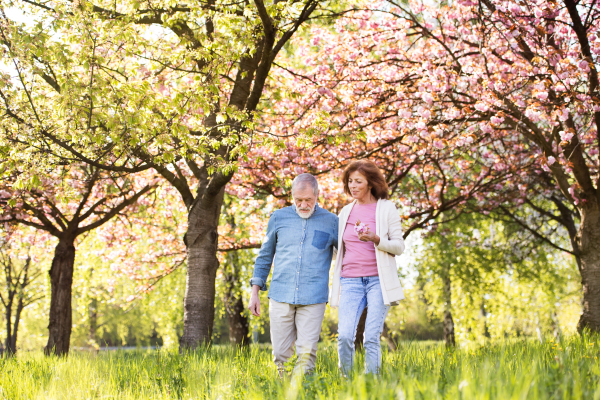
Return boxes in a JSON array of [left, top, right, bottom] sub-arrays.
[[509, 3, 521, 14], [555, 83, 566, 92], [558, 108, 569, 122], [421, 92, 434, 105], [547, 156, 556, 165], [398, 109, 412, 118], [474, 102, 489, 112], [354, 220, 368, 234], [490, 115, 504, 125], [559, 131, 574, 142], [525, 108, 541, 122]]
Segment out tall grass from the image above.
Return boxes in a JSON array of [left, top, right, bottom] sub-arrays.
[[1, 335, 599, 399]]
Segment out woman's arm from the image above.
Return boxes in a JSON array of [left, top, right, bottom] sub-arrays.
[[375, 202, 405, 256]]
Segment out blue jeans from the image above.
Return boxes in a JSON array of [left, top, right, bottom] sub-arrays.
[[337, 276, 390, 375]]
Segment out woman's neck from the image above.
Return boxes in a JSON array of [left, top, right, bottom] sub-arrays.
[[355, 194, 377, 205]]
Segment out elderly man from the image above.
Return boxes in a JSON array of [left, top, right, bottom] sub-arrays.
[[248, 173, 338, 377]]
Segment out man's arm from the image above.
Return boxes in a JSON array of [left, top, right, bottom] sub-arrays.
[[248, 285, 262, 316], [332, 214, 339, 260], [248, 212, 277, 316]]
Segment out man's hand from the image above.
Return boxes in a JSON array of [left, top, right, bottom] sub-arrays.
[[248, 285, 261, 316]]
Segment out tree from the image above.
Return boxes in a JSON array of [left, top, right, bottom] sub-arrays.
[[233, 8, 536, 241], [0, 165, 156, 355], [0, 0, 331, 349], [218, 195, 267, 346], [415, 212, 580, 343], [0, 225, 47, 355], [391, 0, 600, 331], [242, 0, 600, 331]]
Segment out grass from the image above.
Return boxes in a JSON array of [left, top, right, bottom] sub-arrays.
[[1, 335, 599, 399]]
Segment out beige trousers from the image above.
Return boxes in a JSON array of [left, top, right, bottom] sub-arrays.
[[269, 299, 326, 374]]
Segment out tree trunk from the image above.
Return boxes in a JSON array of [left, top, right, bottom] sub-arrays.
[[382, 322, 397, 351], [223, 252, 250, 347], [8, 294, 25, 355], [227, 296, 250, 346], [354, 307, 367, 351], [180, 188, 225, 350], [4, 304, 15, 355], [576, 203, 600, 332], [480, 301, 490, 338], [44, 237, 76, 356], [89, 297, 97, 342], [442, 273, 455, 347]]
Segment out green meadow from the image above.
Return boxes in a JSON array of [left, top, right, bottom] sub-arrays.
[[2, 335, 599, 399]]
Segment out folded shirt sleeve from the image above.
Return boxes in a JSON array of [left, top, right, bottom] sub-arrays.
[[249, 212, 278, 291]]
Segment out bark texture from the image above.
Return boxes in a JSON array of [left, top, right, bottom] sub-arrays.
[[222, 252, 250, 346], [4, 294, 24, 355], [1, 255, 31, 356], [442, 273, 455, 347], [382, 322, 397, 351], [180, 188, 225, 349], [576, 203, 600, 332], [44, 238, 76, 356], [226, 296, 250, 346]]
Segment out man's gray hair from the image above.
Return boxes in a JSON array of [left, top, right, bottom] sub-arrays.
[[291, 173, 319, 197]]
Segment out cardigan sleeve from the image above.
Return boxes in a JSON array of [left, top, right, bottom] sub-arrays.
[[375, 201, 405, 256]]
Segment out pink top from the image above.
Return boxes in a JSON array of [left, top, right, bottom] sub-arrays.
[[341, 202, 378, 278]]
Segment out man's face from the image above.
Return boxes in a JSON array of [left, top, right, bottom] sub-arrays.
[[293, 186, 317, 219]]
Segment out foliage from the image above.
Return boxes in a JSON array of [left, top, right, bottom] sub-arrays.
[[69, 234, 187, 350], [1, 336, 600, 399], [239, 0, 600, 331], [0, 165, 157, 238], [0, 225, 50, 353], [414, 213, 581, 342]]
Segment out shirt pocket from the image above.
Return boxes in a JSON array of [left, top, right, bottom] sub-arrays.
[[311, 230, 330, 250]]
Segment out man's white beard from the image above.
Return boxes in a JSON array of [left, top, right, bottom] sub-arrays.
[[296, 205, 316, 219]]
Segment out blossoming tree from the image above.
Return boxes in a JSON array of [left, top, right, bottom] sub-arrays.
[[0, 165, 156, 355], [0, 0, 329, 349], [0, 225, 50, 355], [247, 0, 599, 331]]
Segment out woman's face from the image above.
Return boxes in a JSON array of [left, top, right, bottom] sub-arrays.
[[348, 171, 371, 201]]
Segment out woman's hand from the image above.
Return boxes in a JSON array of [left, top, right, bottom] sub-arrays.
[[358, 228, 380, 246]]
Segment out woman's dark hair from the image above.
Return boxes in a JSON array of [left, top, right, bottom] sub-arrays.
[[342, 160, 389, 200]]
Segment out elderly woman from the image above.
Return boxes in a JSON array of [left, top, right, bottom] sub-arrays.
[[330, 160, 405, 375]]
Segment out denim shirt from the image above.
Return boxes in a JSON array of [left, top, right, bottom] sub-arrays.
[[250, 205, 339, 305]]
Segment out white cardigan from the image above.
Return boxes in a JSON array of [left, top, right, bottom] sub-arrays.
[[330, 199, 405, 307]]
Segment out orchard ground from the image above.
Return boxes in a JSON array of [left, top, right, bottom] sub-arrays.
[[2, 335, 600, 399]]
